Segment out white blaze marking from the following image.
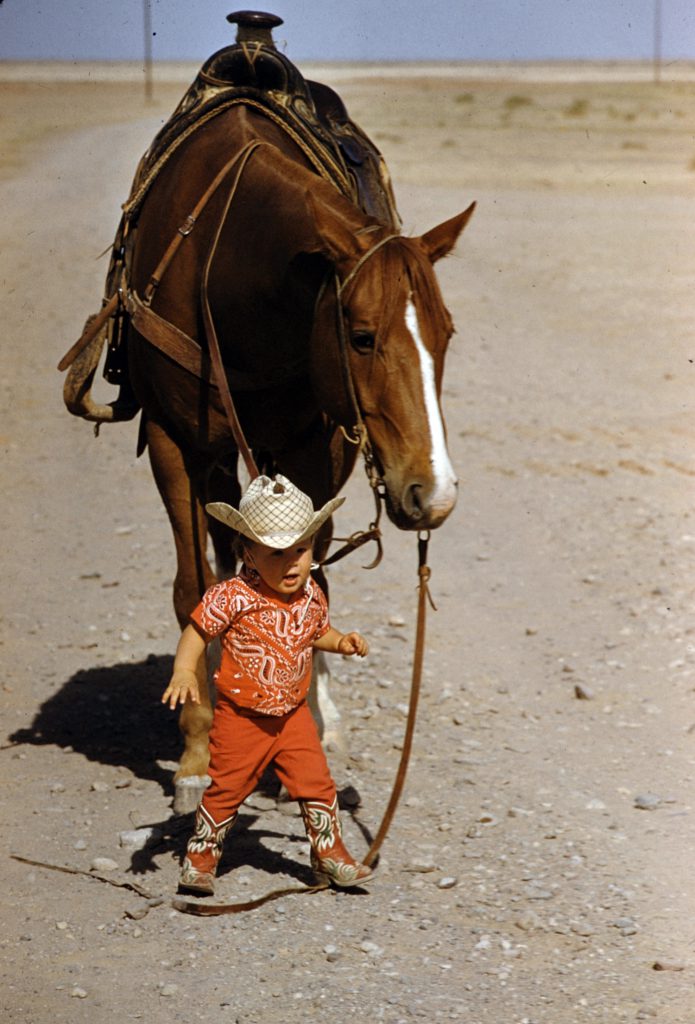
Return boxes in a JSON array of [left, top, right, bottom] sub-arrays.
[[405, 296, 457, 503]]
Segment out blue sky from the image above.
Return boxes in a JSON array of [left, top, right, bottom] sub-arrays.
[[1, 1, 693, 62]]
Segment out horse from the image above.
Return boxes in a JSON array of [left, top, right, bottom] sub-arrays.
[[62, 20, 474, 813]]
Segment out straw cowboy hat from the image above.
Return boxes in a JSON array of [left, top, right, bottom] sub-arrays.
[[206, 475, 344, 549]]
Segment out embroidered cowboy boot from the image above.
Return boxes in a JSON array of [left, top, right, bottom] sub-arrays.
[[179, 804, 237, 895], [300, 795, 372, 888]]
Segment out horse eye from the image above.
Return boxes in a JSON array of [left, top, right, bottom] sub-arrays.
[[351, 331, 376, 353]]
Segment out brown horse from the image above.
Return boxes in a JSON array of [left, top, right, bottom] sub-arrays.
[[61, 21, 474, 809], [124, 104, 473, 806]]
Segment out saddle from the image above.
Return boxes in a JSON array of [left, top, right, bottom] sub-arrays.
[[63, 10, 400, 423]]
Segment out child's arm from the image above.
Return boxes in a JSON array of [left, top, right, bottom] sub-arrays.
[[161, 623, 208, 709], [314, 626, 368, 658]]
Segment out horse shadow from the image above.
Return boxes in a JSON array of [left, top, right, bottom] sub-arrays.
[[8, 654, 182, 790]]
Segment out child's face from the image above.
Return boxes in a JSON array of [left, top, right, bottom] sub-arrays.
[[244, 539, 314, 600]]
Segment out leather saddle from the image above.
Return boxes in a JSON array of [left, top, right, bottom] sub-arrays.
[[103, 21, 400, 395]]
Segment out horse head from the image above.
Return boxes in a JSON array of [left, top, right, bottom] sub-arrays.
[[309, 197, 475, 531]]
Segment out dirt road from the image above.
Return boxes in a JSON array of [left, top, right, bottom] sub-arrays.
[[2, 64, 695, 1023]]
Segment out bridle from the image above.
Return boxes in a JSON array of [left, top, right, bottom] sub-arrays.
[[197, 147, 402, 571]]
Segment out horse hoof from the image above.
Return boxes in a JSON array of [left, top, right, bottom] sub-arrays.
[[173, 775, 211, 815]]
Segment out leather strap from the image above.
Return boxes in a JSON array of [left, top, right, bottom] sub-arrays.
[[142, 140, 263, 308], [57, 293, 119, 372], [199, 144, 264, 480], [127, 291, 213, 381], [126, 290, 309, 391], [363, 532, 433, 866]]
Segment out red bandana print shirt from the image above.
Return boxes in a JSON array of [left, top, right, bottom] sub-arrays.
[[190, 569, 330, 716]]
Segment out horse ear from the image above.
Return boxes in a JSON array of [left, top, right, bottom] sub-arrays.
[[304, 191, 363, 264], [419, 202, 476, 263]]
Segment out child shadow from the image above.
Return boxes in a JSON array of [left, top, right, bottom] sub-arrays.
[[128, 808, 316, 887], [7, 655, 181, 789]]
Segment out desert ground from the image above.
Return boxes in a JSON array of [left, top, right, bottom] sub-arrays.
[[2, 59, 695, 1023]]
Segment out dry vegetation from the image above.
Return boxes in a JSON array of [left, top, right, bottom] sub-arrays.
[[339, 76, 695, 193]]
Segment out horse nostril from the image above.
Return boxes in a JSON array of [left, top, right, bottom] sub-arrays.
[[405, 483, 424, 520]]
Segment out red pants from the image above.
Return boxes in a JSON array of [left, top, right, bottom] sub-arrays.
[[201, 698, 336, 826]]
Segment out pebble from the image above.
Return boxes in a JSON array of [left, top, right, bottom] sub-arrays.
[[159, 984, 179, 997], [524, 885, 553, 901], [652, 960, 685, 972], [91, 781, 110, 793], [124, 906, 149, 921], [90, 857, 118, 873], [50, 782, 66, 794], [360, 940, 383, 957], [323, 944, 341, 962], [405, 859, 436, 873], [634, 793, 661, 810], [515, 910, 545, 932], [437, 877, 458, 889], [613, 917, 638, 936], [118, 827, 161, 851], [56, 921, 69, 931], [70, 987, 88, 999], [243, 794, 277, 812], [574, 684, 594, 700], [570, 920, 594, 937], [73, 839, 87, 851]]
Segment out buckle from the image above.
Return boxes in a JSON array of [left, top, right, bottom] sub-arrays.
[[178, 215, 196, 237]]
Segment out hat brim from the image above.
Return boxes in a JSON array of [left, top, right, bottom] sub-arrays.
[[205, 495, 345, 549]]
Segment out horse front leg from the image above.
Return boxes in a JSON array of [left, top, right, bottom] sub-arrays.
[[146, 419, 216, 812]]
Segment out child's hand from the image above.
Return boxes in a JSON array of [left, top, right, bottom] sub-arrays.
[[337, 631, 369, 657], [161, 670, 200, 710]]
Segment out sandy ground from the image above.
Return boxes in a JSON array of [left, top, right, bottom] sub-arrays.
[[2, 61, 695, 1023]]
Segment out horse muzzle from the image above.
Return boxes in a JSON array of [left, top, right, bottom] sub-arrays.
[[384, 474, 458, 531]]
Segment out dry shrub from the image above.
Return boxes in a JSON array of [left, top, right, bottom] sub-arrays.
[[564, 98, 590, 117], [504, 94, 533, 111]]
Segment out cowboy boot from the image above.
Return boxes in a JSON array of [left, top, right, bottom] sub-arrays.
[[179, 804, 237, 895], [300, 795, 372, 888]]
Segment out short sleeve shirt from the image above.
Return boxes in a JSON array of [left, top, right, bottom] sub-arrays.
[[190, 569, 330, 716]]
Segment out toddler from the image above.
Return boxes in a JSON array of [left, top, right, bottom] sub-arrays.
[[162, 474, 372, 894]]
